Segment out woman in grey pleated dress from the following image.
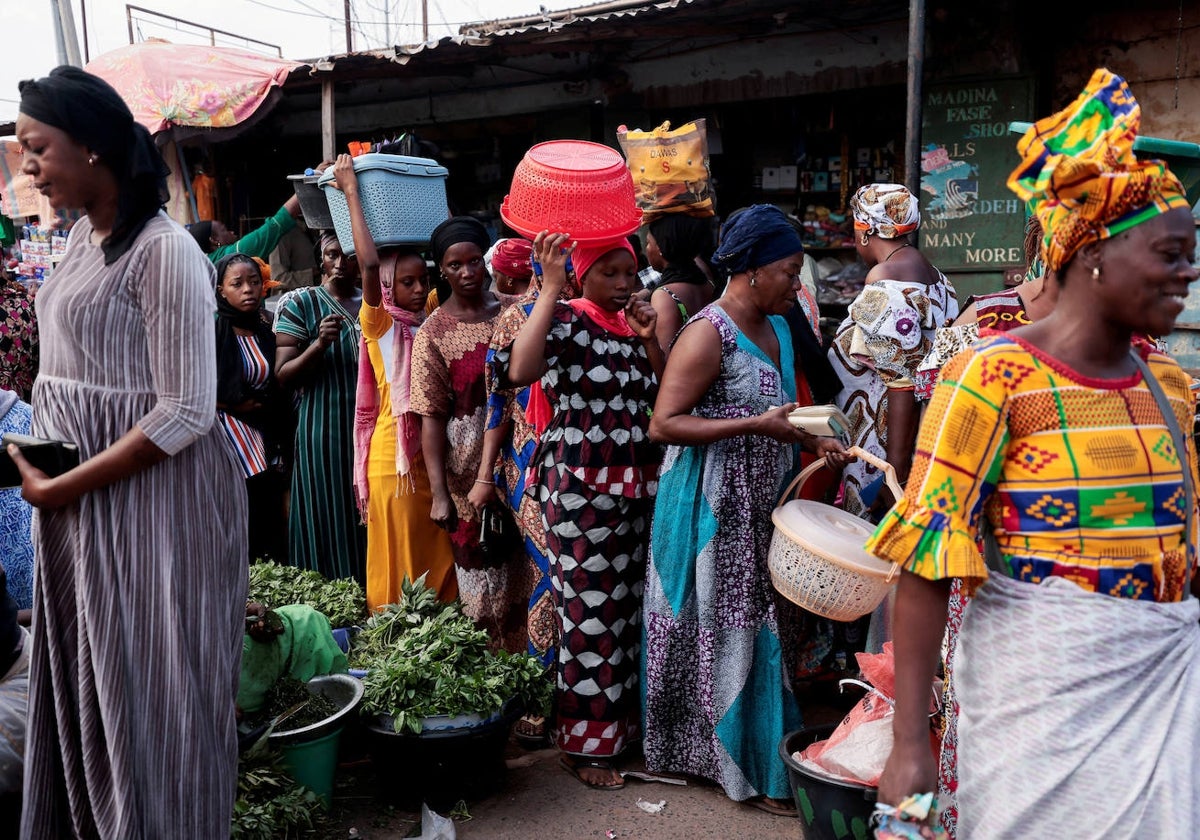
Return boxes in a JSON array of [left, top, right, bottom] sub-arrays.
[[10, 67, 246, 838]]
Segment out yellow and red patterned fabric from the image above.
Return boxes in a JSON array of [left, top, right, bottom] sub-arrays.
[[1008, 68, 1189, 272], [868, 334, 1198, 602]]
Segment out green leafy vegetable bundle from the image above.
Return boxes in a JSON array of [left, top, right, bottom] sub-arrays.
[[248, 561, 367, 628], [231, 738, 324, 839], [355, 575, 552, 734], [243, 677, 340, 732]]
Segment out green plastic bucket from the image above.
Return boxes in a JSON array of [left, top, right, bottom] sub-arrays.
[[278, 727, 342, 807]]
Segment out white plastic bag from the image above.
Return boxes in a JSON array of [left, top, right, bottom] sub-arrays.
[[413, 803, 455, 840], [802, 695, 894, 786]]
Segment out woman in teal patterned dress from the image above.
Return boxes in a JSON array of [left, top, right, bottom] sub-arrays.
[[643, 206, 848, 815], [275, 231, 367, 581]]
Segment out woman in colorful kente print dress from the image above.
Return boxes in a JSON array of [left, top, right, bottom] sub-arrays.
[[642, 206, 849, 817], [873, 69, 1200, 837], [411, 217, 526, 652], [501, 231, 663, 790], [475, 237, 575, 744]]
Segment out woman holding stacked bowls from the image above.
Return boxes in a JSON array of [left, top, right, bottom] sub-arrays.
[[326, 155, 457, 611], [411, 218, 528, 652], [643, 205, 850, 816]]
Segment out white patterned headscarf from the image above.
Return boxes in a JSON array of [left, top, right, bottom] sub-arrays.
[[851, 183, 921, 239]]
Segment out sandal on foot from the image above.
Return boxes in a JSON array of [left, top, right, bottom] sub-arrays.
[[559, 755, 625, 790], [514, 714, 547, 746], [746, 796, 798, 818]]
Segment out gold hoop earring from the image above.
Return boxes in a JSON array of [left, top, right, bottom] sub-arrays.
[[860, 231, 870, 247]]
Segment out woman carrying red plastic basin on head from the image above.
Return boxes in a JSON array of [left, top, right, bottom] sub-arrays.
[[475, 235, 580, 746], [501, 228, 663, 791], [496, 140, 663, 789]]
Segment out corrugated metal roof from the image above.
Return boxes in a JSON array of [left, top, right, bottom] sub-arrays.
[[460, 0, 700, 38], [293, 0, 906, 76]]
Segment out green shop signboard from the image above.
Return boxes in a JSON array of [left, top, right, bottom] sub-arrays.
[[919, 77, 1034, 273]]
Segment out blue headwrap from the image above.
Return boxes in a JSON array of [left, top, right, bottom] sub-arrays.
[[711, 204, 804, 275]]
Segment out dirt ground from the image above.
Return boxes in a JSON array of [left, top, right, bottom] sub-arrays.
[[307, 695, 853, 840]]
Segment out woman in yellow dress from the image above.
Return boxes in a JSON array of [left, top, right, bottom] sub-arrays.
[[328, 155, 456, 610]]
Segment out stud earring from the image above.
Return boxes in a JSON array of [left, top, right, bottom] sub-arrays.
[[1092, 266, 1101, 280], [749, 274, 757, 288], [88, 154, 98, 166]]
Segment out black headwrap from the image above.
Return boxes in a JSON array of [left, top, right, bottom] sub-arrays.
[[711, 204, 804, 276], [213, 254, 277, 418], [648, 214, 713, 286], [430, 216, 491, 267], [19, 66, 170, 265], [187, 221, 215, 254], [716, 205, 842, 402]]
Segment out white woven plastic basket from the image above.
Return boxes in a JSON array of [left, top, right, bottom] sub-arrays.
[[769, 446, 901, 621]]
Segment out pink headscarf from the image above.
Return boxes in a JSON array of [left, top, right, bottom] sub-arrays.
[[353, 251, 425, 513], [525, 238, 638, 437], [570, 237, 637, 285], [566, 238, 638, 337]]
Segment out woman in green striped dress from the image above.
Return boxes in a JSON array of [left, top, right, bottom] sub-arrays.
[[274, 231, 367, 581]]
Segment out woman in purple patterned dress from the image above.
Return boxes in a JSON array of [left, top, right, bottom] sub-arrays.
[[643, 206, 849, 815]]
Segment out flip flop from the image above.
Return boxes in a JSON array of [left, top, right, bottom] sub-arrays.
[[559, 755, 625, 790], [746, 796, 798, 818]]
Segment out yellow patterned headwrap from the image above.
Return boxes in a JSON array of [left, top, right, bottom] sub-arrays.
[[1007, 68, 1188, 272]]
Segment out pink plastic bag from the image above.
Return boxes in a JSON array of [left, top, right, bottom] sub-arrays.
[[796, 642, 930, 787]]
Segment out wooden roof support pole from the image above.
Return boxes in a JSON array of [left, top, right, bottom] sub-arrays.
[[904, 0, 925, 200], [321, 78, 336, 162]]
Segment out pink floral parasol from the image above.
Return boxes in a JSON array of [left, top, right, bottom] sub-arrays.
[[85, 40, 302, 136]]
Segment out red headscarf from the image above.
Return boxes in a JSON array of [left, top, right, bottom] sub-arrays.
[[490, 238, 533, 280]]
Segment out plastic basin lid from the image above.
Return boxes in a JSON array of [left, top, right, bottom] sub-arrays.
[[316, 153, 448, 186], [771, 500, 895, 577]]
